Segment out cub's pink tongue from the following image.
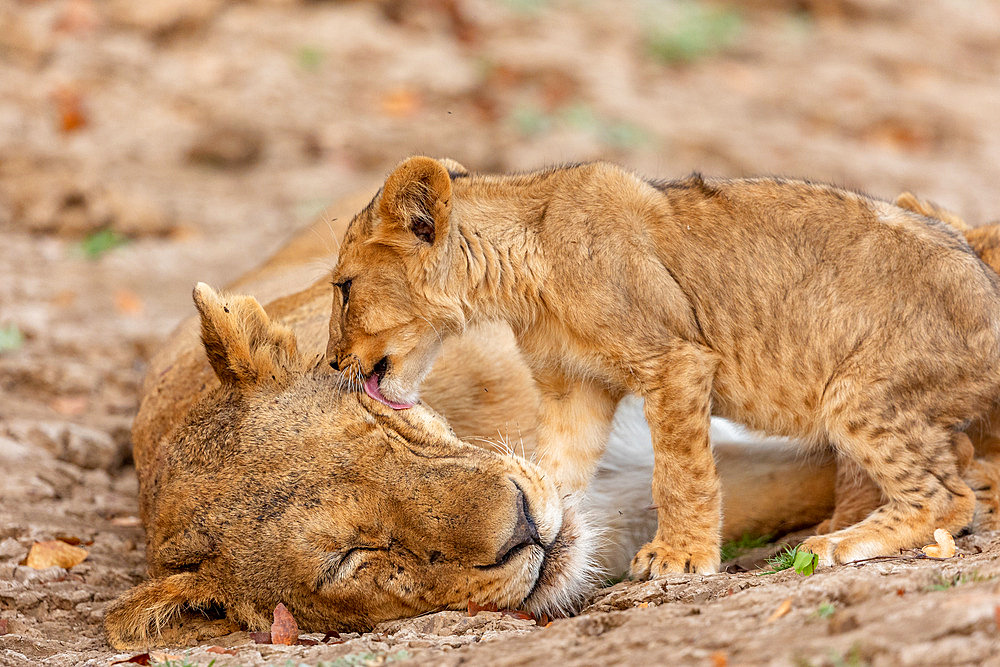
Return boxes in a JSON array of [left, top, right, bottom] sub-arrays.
[[363, 373, 415, 410]]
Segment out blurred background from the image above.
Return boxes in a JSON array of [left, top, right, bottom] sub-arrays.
[[2, 0, 1000, 469], [1, 2, 999, 658]]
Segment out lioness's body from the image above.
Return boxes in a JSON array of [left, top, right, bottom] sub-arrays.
[[329, 158, 1000, 575]]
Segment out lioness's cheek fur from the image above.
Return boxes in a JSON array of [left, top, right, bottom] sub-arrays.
[[331, 157, 1000, 576]]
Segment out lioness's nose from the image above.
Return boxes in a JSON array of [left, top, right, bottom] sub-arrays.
[[495, 485, 541, 563], [329, 357, 341, 371]]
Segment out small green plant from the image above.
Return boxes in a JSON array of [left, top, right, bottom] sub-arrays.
[[509, 103, 553, 137], [80, 228, 128, 259], [815, 602, 836, 619], [297, 45, 324, 72], [925, 570, 988, 591], [757, 546, 817, 576], [720, 532, 774, 562], [0, 324, 24, 353], [504, 0, 548, 15], [601, 573, 627, 587], [312, 650, 412, 667], [644, 2, 743, 64], [829, 643, 869, 667]]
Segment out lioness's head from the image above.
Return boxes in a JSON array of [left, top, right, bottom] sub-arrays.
[[105, 283, 594, 650], [326, 156, 474, 409]]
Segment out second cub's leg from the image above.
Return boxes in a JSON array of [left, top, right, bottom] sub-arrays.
[[630, 343, 721, 577], [802, 397, 975, 564]]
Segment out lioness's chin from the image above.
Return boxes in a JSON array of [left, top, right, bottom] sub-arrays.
[[521, 503, 599, 618]]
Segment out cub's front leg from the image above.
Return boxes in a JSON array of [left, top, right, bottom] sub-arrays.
[[630, 342, 721, 577]]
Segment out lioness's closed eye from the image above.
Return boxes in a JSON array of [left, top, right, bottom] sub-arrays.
[[328, 156, 1000, 577]]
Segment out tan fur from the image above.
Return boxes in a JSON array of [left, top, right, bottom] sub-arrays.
[[818, 194, 1000, 535], [108, 192, 842, 649], [329, 157, 1000, 575]]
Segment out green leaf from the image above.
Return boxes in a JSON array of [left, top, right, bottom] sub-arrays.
[[80, 228, 128, 260], [0, 324, 24, 353], [297, 46, 323, 72], [793, 549, 818, 576], [721, 532, 774, 562]]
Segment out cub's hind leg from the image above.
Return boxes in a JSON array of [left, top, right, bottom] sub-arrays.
[[801, 407, 974, 565], [815, 457, 884, 535]]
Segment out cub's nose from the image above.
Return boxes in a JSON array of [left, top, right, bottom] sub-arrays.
[[328, 357, 341, 371], [495, 484, 541, 564]]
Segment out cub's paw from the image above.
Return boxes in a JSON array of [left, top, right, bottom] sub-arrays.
[[798, 535, 837, 567], [801, 531, 893, 565], [629, 539, 720, 579]]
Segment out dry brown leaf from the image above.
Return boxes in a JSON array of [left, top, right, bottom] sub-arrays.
[[54, 0, 99, 34], [468, 600, 500, 616], [380, 87, 420, 118], [25, 540, 88, 569], [766, 597, 793, 623], [270, 602, 299, 645], [50, 395, 88, 416], [249, 631, 271, 644], [53, 86, 87, 133], [114, 289, 144, 315], [711, 651, 728, 667], [921, 528, 956, 559], [111, 653, 150, 665]]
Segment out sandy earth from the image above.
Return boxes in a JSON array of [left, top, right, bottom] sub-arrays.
[[3, 0, 1000, 664]]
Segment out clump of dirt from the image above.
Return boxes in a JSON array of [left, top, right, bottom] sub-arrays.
[[3, 0, 1000, 665]]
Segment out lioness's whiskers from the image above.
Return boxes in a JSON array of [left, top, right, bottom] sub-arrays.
[[418, 314, 443, 344]]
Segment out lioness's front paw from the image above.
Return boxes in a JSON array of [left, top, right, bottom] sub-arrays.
[[629, 540, 720, 579]]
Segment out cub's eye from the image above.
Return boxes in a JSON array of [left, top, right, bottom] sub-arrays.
[[336, 279, 352, 306]]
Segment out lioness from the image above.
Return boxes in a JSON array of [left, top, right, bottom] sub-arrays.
[[105, 192, 840, 650], [326, 157, 1000, 577]]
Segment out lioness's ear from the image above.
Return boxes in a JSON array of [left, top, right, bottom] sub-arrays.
[[437, 157, 469, 179], [379, 156, 453, 245], [192, 282, 301, 388], [103, 572, 220, 650]]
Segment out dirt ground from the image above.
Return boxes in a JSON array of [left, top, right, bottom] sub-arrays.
[[2, 0, 1000, 664]]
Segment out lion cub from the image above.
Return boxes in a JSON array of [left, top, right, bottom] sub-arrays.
[[327, 157, 1000, 577]]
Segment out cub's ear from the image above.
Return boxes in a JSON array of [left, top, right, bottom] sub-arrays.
[[103, 572, 221, 650], [895, 191, 969, 232], [379, 156, 453, 245], [192, 282, 301, 389]]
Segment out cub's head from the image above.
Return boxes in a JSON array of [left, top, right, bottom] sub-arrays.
[[105, 284, 594, 650], [326, 156, 469, 410]]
